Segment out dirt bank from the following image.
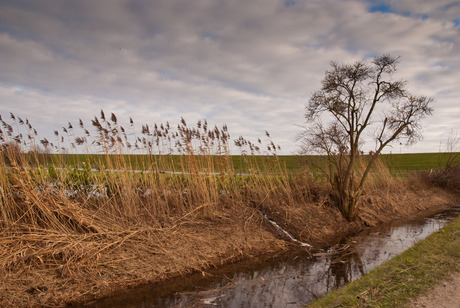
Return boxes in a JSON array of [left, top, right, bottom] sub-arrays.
[[0, 185, 457, 307], [411, 270, 460, 308]]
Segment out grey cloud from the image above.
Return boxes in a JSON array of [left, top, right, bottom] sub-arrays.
[[0, 0, 459, 154]]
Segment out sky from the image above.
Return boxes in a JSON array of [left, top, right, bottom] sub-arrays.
[[0, 0, 459, 155]]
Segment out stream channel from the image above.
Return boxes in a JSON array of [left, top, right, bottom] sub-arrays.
[[87, 205, 460, 308]]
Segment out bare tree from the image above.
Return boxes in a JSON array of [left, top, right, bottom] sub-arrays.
[[299, 55, 433, 221]]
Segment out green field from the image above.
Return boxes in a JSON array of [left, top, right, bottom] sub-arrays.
[[380, 152, 458, 171], [19, 152, 460, 174]]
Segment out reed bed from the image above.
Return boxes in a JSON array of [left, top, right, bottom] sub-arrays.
[[0, 111, 318, 305], [0, 111, 281, 225], [0, 111, 451, 306]]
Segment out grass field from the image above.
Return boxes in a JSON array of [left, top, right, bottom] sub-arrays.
[[19, 152, 460, 174], [380, 152, 458, 171]]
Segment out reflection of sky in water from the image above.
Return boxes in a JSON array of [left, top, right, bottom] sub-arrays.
[[91, 206, 460, 308], [357, 220, 446, 273]]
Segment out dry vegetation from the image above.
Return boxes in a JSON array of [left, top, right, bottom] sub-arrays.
[[0, 111, 457, 307]]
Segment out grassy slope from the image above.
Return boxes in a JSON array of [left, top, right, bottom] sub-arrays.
[[309, 215, 460, 307]]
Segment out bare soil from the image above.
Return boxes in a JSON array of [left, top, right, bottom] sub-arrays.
[[0, 186, 457, 307], [411, 270, 460, 308]]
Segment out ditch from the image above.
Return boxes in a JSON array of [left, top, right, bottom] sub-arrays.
[[81, 205, 460, 308]]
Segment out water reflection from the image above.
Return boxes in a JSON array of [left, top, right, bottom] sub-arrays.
[[87, 205, 460, 308], [326, 247, 365, 291]]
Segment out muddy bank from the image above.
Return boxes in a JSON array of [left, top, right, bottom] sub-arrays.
[[1, 185, 457, 307]]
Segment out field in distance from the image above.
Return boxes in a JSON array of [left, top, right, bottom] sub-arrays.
[[23, 152, 458, 174]]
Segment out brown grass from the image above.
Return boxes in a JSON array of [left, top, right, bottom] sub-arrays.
[[0, 111, 457, 307]]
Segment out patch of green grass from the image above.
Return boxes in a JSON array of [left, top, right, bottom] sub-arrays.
[[380, 153, 455, 172], [309, 215, 460, 307]]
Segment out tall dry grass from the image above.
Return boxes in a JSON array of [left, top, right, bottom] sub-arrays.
[[0, 111, 314, 287], [0, 111, 406, 235], [0, 111, 434, 306]]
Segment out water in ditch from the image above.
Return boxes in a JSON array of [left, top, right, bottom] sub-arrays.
[[87, 205, 460, 308]]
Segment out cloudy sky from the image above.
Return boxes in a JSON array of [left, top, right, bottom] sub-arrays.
[[0, 0, 459, 154]]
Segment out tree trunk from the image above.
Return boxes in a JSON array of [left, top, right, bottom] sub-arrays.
[[334, 174, 360, 221]]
